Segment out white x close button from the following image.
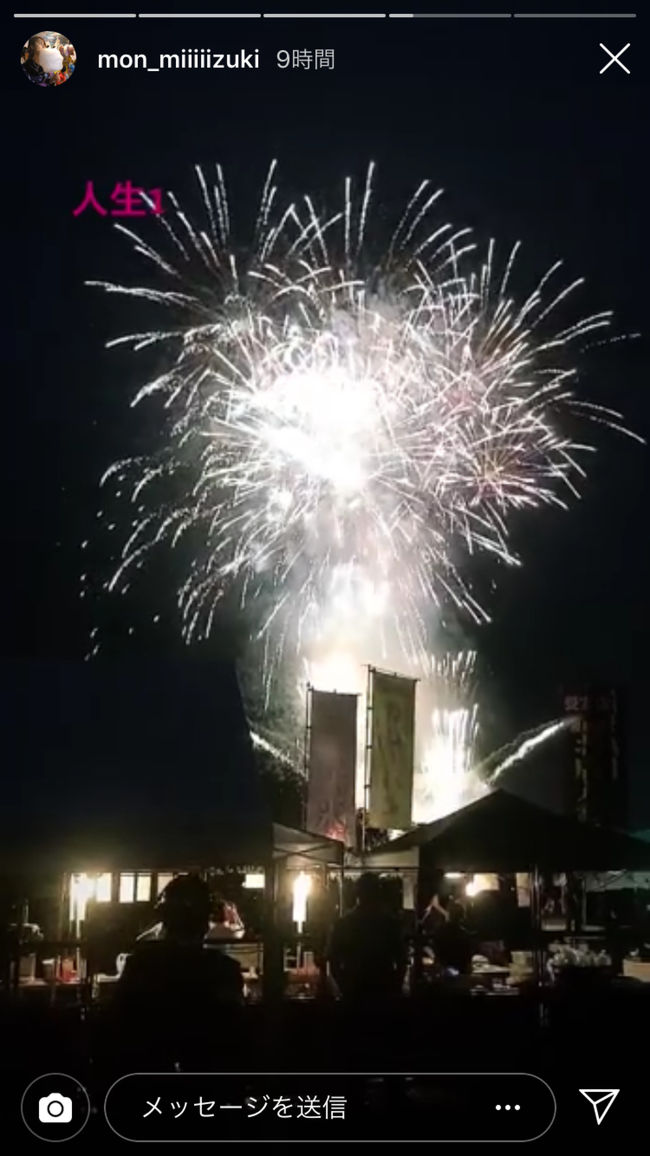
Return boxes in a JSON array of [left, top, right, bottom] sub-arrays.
[[599, 43, 630, 75]]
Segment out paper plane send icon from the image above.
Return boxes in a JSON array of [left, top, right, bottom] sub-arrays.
[[579, 1089, 620, 1125]]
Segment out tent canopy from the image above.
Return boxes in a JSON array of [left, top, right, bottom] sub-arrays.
[[41, 823, 343, 876], [365, 789, 650, 872], [272, 824, 344, 870]]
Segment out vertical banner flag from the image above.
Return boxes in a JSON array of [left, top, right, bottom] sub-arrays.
[[564, 691, 590, 822], [563, 687, 624, 826], [368, 670, 416, 829], [307, 689, 357, 845]]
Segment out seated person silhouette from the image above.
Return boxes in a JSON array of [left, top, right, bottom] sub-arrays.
[[431, 898, 474, 976], [328, 873, 407, 1003], [114, 874, 243, 1064], [137, 895, 245, 943], [206, 899, 245, 941]]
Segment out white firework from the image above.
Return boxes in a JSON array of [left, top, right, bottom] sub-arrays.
[[414, 650, 481, 822], [89, 161, 638, 682]]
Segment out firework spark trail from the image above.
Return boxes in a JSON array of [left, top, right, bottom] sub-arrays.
[[479, 717, 572, 784], [89, 161, 639, 684], [250, 728, 294, 767]]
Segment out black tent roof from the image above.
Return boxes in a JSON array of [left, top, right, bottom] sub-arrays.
[[366, 789, 650, 872]]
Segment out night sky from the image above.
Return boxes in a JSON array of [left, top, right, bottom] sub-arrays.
[[5, 9, 649, 838]]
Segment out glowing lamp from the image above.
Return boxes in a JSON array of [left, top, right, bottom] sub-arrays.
[[292, 872, 311, 933], [465, 873, 497, 897], [69, 873, 96, 931]]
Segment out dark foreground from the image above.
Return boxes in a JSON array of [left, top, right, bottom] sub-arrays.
[[3, 987, 646, 1147]]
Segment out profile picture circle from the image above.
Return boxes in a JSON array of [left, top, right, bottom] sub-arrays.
[[21, 31, 76, 87]]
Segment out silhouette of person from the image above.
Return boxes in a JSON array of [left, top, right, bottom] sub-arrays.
[[432, 898, 474, 975], [206, 899, 245, 941], [420, 893, 450, 937], [113, 874, 243, 1065], [328, 873, 407, 1002]]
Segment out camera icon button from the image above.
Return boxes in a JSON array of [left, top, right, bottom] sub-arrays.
[[21, 1073, 91, 1142]]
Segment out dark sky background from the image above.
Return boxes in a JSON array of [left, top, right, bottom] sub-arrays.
[[5, 9, 649, 842]]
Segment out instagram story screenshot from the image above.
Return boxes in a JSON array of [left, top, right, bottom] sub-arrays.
[[3, 4, 649, 1148]]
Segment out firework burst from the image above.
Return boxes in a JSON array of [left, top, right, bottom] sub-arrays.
[[90, 161, 638, 681]]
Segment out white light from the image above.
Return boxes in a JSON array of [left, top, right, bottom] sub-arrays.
[[119, 873, 135, 903], [157, 872, 174, 896], [465, 873, 497, 897], [69, 873, 96, 929], [445, 872, 463, 879], [136, 874, 152, 902], [244, 873, 265, 889], [474, 872, 499, 892], [96, 873, 112, 902], [292, 872, 312, 932]]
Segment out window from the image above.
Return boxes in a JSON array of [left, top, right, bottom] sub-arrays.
[[119, 873, 135, 903], [95, 873, 112, 902], [157, 872, 174, 897], [136, 873, 151, 902], [243, 873, 265, 889]]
